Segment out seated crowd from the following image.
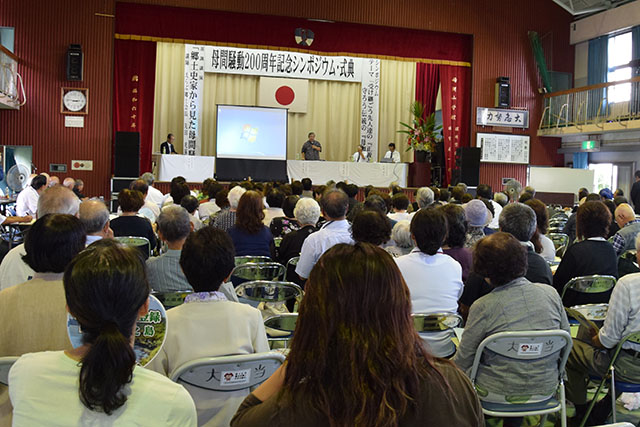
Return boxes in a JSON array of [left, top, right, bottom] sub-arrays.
[[0, 172, 639, 427]]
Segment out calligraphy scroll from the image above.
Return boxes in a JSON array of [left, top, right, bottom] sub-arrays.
[[360, 58, 380, 160], [184, 45, 205, 156]]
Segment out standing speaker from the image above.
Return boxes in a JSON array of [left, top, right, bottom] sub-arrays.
[[66, 44, 83, 81], [114, 132, 140, 177], [456, 147, 481, 187]]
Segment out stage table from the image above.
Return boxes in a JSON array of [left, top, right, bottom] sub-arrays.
[[287, 160, 408, 187], [152, 154, 215, 182]]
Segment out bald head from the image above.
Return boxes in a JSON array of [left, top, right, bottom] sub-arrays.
[[615, 203, 636, 228], [37, 186, 80, 218], [79, 200, 110, 235]]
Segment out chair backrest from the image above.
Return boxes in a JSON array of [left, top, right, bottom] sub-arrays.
[[548, 233, 569, 257], [235, 280, 303, 303], [152, 291, 193, 309], [412, 312, 462, 332], [169, 352, 285, 392], [264, 313, 298, 335], [114, 236, 151, 259], [567, 303, 609, 321], [561, 275, 616, 298], [273, 237, 283, 248], [235, 256, 271, 266], [0, 356, 18, 386], [232, 262, 285, 281], [284, 256, 300, 282], [469, 330, 572, 386]]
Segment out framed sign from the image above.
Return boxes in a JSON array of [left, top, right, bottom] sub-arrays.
[[476, 132, 530, 164], [476, 107, 528, 129], [61, 87, 89, 115]]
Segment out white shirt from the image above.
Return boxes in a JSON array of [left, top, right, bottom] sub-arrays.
[[263, 207, 285, 227], [295, 219, 354, 279], [15, 186, 39, 217], [384, 150, 401, 163], [352, 151, 368, 163], [599, 272, 640, 351], [146, 185, 166, 208], [198, 200, 220, 221], [147, 299, 268, 426], [539, 233, 556, 262], [388, 211, 411, 222], [9, 351, 196, 426], [0, 244, 33, 291], [488, 200, 502, 229], [394, 249, 464, 357]]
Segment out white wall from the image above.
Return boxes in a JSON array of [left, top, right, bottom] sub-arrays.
[[570, 1, 640, 45], [574, 41, 588, 88]]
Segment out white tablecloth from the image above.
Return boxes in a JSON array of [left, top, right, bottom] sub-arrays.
[[153, 154, 215, 182], [287, 160, 408, 187]]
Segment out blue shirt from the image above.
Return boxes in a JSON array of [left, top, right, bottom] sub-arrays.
[[228, 226, 274, 257]]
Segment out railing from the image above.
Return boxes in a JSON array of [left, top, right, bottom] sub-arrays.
[[539, 76, 640, 131], [0, 45, 19, 105]]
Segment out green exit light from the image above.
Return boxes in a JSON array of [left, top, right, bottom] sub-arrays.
[[582, 140, 597, 150]]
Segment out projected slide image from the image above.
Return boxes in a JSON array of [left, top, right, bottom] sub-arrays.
[[216, 105, 287, 160]]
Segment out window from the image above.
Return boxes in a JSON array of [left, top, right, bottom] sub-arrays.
[[589, 163, 618, 194], [607, 32, 632, 103]]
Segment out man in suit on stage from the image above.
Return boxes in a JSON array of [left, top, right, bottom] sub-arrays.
[[160, 133, 178, 154]]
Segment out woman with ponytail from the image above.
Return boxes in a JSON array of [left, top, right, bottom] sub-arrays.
[[9, 239, 196, 426]]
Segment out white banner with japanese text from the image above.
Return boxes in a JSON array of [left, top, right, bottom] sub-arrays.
[[183, 45, 205, 156], [360, 59, 380, 159]]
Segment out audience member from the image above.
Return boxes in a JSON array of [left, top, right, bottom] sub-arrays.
[[463, 199, 490, 249], [73, 178, 87, 200], [554, 201, 618, 306], [198, 181, 223, 220], [231, 243, 483, 426], [110, 189, 157, 252], [614, 188, 624, 198], [450, 185, 465, 204], [599, 187, 614, 201], [461, 193, 473, 204], [504, 179, 522, 202], [385, 220, 414, 258], [290, 180, 303, 196], [610, 203, 640, 256], [344, 184, 360, 217], [524, 199, 556, 262], [493, 191, 508, 207], [0, 214, 86, 424], [263, 189, 285, 227], [518, 192, 532, 203], [614, 195, 628, 206], [351, 209, 391, 246], [270, 195, 301, 238], [130, 179, 161, 223], [16, 174, 46, 216], [439, 188, 450, 204], [477, 184, 501, 229], [48, 176, 60, 187], [78, 200, 113, 246], [415, 187, 435, 211], [180, 195, 204, 231], [631, 170, 640, 214], [565, 233, 640, 425], [295, 189, 353, 279], [0, 185, 80, 290], [213, 186, 246, 232], [149, 228, 268, 426], [146, 206, 193, 293], [454, 233, 569, 415], [440, 204, 472, 282], [300, 178, 313, 198], [228, 191, 275, 257], [388, 192, 411, 222], [394, 208, 463, 357], [9, 240, 196, 425], [166, 181, 191, 208], [277, 198, 320, 285], [62, 177, 75, 191], [140, 172, 166, 208], [604, 199, 619, 238]]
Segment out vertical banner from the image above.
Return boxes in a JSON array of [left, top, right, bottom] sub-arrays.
[[360, 58, 380, 160], [183, 45, 205, 156]]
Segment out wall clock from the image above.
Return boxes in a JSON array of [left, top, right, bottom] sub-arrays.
[[61, 87, 88, 115]]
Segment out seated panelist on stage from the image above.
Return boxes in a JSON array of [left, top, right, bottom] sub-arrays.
[[301, 132, 321, 160], [351, 145, 368, 163], [160, 133, 178, 154], [383, 142, 401, 163]]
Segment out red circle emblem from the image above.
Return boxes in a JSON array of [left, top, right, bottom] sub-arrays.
[[275, 86, 295, 106]]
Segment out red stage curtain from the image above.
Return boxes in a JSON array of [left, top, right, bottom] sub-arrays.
[[116, 3, 472, 63], [415, 63, 440, 117], [113, 39, 156, 174], [440, 65, 471, 186]]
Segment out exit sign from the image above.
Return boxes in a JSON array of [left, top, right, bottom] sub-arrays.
[[581, 140, 600, 152]]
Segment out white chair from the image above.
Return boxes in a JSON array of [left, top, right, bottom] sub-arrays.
[[561, 275, 616, 300], [231, 262, 286, 284], [235, 280, 303, 309], [411, 312, 462, 358], [264, 313, 298, 347], [234, 256, 271, 266], [468, 330, 573, 427], [548, 233, 569, 258], [169, 352, 285, 392], [284, 256, 300, 282], [0, 356, 19, 386]]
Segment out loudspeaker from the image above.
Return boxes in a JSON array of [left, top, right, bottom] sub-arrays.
[[495, 76, 510, 108], [66, 44, 83, 81], [453, 147, 481, 186], [114, 132, 140, 177]]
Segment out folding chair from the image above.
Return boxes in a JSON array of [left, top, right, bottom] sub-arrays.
[[231, 262, 285, 287], [412, 312, 462, 358], [234, 256, 271, 266], [114, 236, 151, 260], [151, 291, 193, 309], [580, 331, 640, 426], [469, 330, 573, 427], [561, 275, 616, 306], [235, 280, 303, 309], [0, 356, 18, 386], [548, 233, 569, 258], [284, 256, 300, 282], [264, 313, 298, 347]]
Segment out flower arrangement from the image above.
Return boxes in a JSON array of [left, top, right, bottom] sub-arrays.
[[398, 101, 442, 152]]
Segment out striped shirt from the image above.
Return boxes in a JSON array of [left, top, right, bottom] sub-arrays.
[[146, 249, 193, 293]]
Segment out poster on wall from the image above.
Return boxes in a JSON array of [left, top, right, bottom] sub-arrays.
[[476, 132, 529, 164], [183, 45, 205, 156]]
